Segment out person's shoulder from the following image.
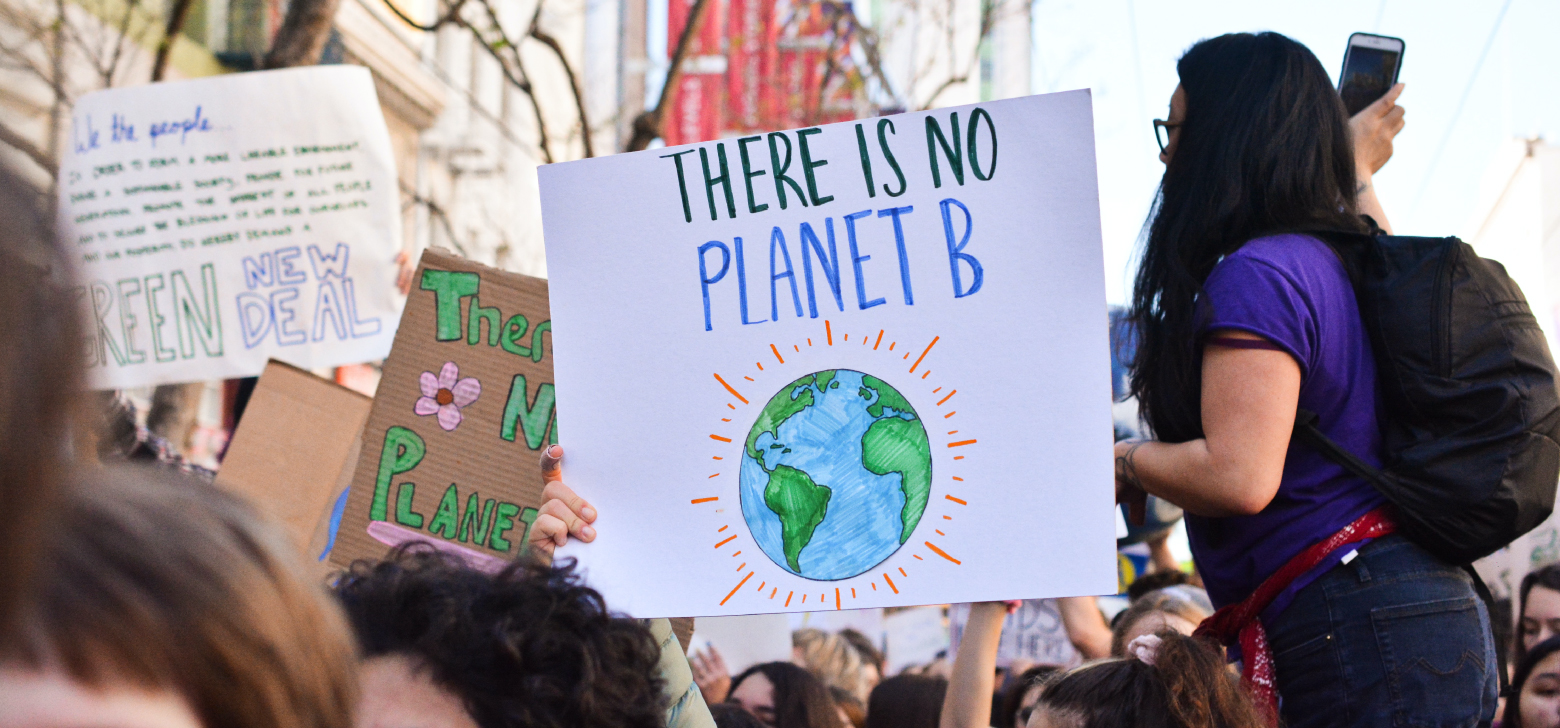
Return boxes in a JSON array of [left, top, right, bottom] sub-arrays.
[[1225, 233, 1336, 273]]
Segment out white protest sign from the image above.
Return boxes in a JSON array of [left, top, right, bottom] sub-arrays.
[[59, 66, 403, 389], [541, 90, 1116, 617], [948, 600, 1082, 669]]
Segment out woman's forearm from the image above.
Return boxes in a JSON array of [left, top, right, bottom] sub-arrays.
[[1124, 438, 1281, 518], [940, 602, 1006, 728]]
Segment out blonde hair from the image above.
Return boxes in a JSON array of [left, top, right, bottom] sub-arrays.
[[3, 467, 358, 728], [793, 628, 872, 703]]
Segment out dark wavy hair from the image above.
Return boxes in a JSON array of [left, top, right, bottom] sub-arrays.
[[865, 674, 946, 728], [333, 549, 666, 728], [1038, 631, 1263, 728], [1129, 32, 1365, 442], [1504, 634, 1560, 727], [729, 662, 841, 728]]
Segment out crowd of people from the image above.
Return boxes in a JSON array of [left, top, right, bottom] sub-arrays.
[[0, 27, 1551, 728]]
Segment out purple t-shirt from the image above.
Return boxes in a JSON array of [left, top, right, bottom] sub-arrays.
[[1189, 233, 1386, 613]]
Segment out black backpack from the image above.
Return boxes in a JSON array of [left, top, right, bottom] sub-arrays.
[[1294, 228, 1560, 565]]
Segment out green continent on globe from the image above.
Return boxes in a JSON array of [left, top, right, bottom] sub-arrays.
[[764, 465, 833, 571], [861, 417, 931, 543], [860, 374, 915, 419], [858, 376, 932, 543], [746, 371, 836, 462]]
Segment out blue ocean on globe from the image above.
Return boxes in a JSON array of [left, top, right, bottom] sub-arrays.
[[739, 369, 919, 580]]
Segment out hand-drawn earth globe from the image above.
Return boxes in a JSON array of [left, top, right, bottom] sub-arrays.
[[739, 369, 932, 580]]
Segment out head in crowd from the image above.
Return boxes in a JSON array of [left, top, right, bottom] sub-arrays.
[[865, 674, 947, 728], [728, 662, 841, 728], [1032, 631, 1263, 728], [1128, 31, 1365, 442], [996, 665, 1061, 728], [837, 629, 884, 688], [0, 466, 358, 728], [710, 703, 771, 728], [333, 549, 666, 728], [1504, 634, 1560, 728], [1110, 590, 1210, 657], [793, 628, 873, 702], [828, 685, 866, 728], [0, 162, 82, 632], [1520, 565, 1560, 666], [1125, 570, 1192, 602]]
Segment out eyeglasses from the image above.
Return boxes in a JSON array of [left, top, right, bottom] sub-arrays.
[[1153, 119, 1182, 153]]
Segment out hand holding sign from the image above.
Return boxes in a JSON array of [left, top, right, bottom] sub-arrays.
[[530, 444, 599, 560]]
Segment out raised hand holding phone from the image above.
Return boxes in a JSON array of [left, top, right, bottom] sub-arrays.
[[1352, 83, 1406, 176]]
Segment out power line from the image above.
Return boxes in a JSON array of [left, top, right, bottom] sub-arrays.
[[1411, 0, 1513, 213]]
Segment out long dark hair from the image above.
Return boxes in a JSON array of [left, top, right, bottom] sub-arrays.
[[729, 662, 842, 728], [1504, 634, 1560, 727], [1129, 32, 1365, 442]]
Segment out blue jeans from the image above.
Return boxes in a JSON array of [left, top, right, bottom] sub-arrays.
[[1267, 535, 1498, 728]]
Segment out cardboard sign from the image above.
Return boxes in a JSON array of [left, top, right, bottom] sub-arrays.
[[214, 360, 371, 554], [58, 66, 403, 389], [329, 249, 556, 568], [539, 90, 1116, 617]]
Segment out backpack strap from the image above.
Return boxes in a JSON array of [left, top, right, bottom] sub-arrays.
[[1292, 409, 1388, 485], [1293, 408, 1512, 696]]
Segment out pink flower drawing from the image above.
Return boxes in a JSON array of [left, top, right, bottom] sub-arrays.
[[415, 361, 480, 431]]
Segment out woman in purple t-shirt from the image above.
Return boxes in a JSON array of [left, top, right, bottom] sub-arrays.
[[1114, 33, 1498, 726]]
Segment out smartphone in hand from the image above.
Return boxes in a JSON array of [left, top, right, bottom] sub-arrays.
[[1339, 32, 1405, 116]]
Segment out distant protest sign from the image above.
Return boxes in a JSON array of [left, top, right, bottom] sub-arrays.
[[58, 66, 403, 389], [540, 90, 1117, 617], [949, 600, 1083, 669], [328, 249, 556, 569]]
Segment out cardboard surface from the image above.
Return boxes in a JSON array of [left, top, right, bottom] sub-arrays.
[[58, 66, 404, 389], [540, 90, 1117, 617], [214, 360, 371, 554], [330, 249, 555, 568]]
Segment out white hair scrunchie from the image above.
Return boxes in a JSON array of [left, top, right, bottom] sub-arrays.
[[1126, 634, 1163, 667]]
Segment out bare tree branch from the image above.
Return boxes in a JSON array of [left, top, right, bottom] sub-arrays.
[[624, 0, 713, 152], [527, 5, 592, 157], [0, 119, 59, 176], [918, 0, 1002, 110], [472, 0, 553, 163], [263, 0, 344, 68], [151, 0, 196, 81], [101, 0, 141, 86]]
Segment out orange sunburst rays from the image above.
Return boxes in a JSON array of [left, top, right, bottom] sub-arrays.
[[698, 320, 973, 608]]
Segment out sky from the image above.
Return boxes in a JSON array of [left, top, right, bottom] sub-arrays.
[[1031, 0, 1560, 303]]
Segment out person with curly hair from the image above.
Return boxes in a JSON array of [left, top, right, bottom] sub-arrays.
[[334, 547, 670, 728]]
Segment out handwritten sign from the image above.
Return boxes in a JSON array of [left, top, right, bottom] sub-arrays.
[[948, 600, 1082, 669], [328, 249, 556, 568], [540, 90, 1117, 618], [58, 66, 403, 389]]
